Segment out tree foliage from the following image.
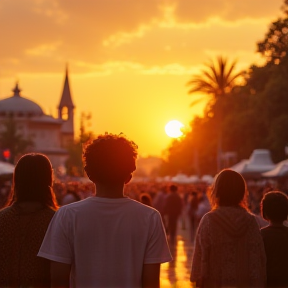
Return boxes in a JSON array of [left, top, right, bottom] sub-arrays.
[[0, 115, 33, 163], [65, 112, 94, 176], [187, 56, 243, 106], [161, 2, 288, 176], [257, 0, 288, 64]]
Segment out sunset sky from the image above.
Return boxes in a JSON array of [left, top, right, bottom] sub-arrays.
[[0, 0, 284, 157]]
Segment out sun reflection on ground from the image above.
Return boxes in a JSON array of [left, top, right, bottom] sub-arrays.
[[160, 225, 194, 288]]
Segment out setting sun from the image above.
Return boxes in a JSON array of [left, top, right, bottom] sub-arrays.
[[165, 120, 184, 138], [0, 0, 282, 156]]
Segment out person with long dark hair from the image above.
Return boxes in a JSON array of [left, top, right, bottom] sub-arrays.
[[190, 169, 266, 288], [0, 153, 58, 287]]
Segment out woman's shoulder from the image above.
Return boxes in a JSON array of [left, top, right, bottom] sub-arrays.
[[41, 207, 56, 218], [204, 207, 257, 227], [0, 205, 16, 217], [209, 206, 253, 217]]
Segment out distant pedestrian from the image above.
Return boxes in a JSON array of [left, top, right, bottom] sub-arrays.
[[188, 191, 199, 242], [139, 192, 152, 206], [164, 184, 182, 245], [61, 186, 81, 205], [153, 186, 168, 229], [261, 191, 288, 287], [190, 169, 266, 288], [195, 192, 211, 221], [152, 186, 167, 216]]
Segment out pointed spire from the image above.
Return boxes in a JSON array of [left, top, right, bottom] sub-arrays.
[[12, 82, 21, 97], [58, 64, 75, 108]]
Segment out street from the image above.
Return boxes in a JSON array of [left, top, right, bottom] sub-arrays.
[[160, 219, 194, 288]]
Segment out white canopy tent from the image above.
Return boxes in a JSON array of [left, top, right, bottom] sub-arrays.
[[170, 173, 214, 184], [0, 161, 14, 176], [230, 149, 275, 178], [262, 159, 288, 178], [171, 173, 194, 184], [230, 159, 249, 173], [201, 174, 214, 184]]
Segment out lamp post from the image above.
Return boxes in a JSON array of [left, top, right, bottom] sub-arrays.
[[217, 131, 222, 172], [193, 146, 200, 177]]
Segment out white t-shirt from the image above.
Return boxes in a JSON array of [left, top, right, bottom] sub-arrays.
[[38, 196, 172, 288]]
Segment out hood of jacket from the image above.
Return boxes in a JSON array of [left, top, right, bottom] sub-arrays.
[[209, 206, 255, 238]]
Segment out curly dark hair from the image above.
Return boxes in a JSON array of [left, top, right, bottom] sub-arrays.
[[84, 133, 138, 185], [261, 191, 288, 223]]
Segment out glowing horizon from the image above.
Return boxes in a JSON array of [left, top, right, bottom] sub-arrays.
[[0, 0, 283, 157]]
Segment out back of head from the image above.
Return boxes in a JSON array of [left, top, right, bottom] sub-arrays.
[[261, 191, 288, 223], [84, 134, 138, 185], [139, 193, 152, 206], [11, 153, 58, 209], [170, 184, 178, 193], [210, 169, 248, 209]]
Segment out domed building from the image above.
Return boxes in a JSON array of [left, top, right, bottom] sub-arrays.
[[0, 68, 75, 168]]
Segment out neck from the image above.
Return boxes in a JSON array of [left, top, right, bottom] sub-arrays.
[[16, 201, 44, 212], [95, 182, 125, 198]]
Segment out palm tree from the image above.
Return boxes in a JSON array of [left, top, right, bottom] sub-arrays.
[[187, 56, 243, 172], [187, 56, 242, 104]]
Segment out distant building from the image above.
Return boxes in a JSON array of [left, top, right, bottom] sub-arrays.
[[0, 67, 75, 167]]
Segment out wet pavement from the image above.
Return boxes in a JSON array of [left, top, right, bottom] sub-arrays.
[[160, 219, 195, 288]]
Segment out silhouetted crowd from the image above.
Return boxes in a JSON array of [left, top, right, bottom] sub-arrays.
[[0, 134, 288, 287]]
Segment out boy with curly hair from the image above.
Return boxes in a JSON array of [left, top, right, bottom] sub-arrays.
[[261, 191, 288, 287], [38, 134, 172, 288]]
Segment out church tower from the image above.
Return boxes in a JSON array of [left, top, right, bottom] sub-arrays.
[[58, 66, 75, 147]]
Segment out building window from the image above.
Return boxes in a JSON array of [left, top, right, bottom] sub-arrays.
[[61, 106, 69, 120]]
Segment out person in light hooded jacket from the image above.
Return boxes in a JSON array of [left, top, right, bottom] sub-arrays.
[[190, 169, 266, 288]]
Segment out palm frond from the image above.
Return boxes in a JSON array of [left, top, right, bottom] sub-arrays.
[[226, 71, 243, 86], [189, 98, 207, 107], [225, 60, 237, 79], [202, 70, 216, 83], [187, 55, 242, 99], [188, 81, 215, 94]]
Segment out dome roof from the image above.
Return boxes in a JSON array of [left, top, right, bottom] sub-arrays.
[[0, 84, 43, 116]]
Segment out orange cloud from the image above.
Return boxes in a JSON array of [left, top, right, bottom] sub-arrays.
[[171, 0, 283, 23], [0, 0, 285, 156], [0, 0, 283, 76]]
